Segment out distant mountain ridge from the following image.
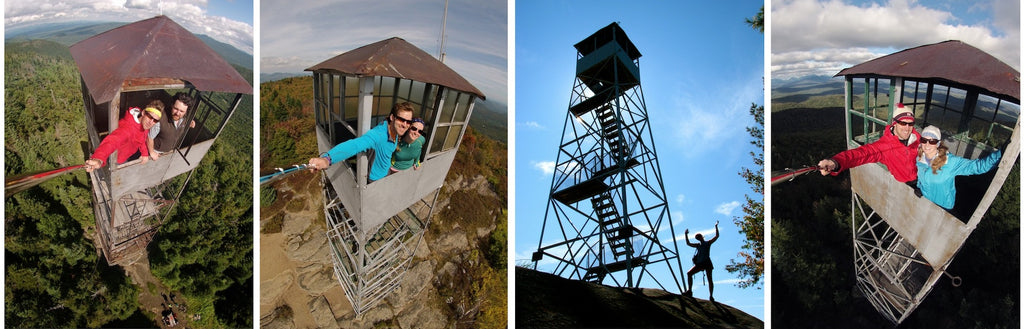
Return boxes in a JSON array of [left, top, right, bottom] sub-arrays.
[[770, 74, 845, 111], [6, 20, 252, 69], [470, 99, 508, 143], [261, 72, 306, 82]]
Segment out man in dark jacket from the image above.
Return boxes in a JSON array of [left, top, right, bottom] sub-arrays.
[[147, 92, 195, 160]]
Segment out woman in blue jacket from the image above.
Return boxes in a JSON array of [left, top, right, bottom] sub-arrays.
[[916, 125, 1001, 209]]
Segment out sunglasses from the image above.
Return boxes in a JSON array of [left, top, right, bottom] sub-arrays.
[[894, 120, 915, 127], [392, 115, 413, 124], [921, 138, 940, 145], [408, 126, 421, 132]]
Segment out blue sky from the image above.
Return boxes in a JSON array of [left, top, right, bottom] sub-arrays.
[[4, 0, 254, 54], [772, 0, 1020, 79], [514, 0, 765, 320], [259, 0, 508, 105]]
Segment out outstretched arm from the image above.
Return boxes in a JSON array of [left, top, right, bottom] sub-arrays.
[[684, 229, 698, 247], [709, 221, 720, 243], [946, 150, 1002, 176]]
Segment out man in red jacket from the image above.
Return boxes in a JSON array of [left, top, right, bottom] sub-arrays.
[[84, 105, 162, 172], [817, 103, 921, 183]]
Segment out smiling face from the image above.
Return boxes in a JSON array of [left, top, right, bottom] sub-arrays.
[[921, 136, 940, 155], [141, 112, 158, 130], [171, 100, 188, 121], [390, 111, 412, 137], [405, 121, 424, 142], [893, 119, 914, 140]]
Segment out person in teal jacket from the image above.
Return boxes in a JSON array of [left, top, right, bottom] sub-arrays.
[[916, 125, 1001, 209], [308, 102, 414, 182], [390, 118, 426, 173]]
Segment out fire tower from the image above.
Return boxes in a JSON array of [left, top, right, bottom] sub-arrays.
[[306, 37, 484, 315], [532, 23, 684, 292], [69, 16, 252, 266], [835, 40, 1020, 324]]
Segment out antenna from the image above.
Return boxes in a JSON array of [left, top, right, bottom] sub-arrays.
[[438, 0, 448, 62]]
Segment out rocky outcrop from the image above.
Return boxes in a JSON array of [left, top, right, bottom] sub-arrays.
[[516, 267, 764, 329], [261, 171, 501, 329], [308, 295, 339, 329], [285, 228, 329, 263], [260, 271, 295, 306], [297, 263, 335, 295]]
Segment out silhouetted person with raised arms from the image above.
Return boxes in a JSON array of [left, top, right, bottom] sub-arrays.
[[683, 221, 719, 302]]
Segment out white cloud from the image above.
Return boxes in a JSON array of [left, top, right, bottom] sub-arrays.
[[523, 121, 544, 129], [715, 201, 741, 216], [669, 75, 761, 158], [715, 278, 745, 285], [672, 211, 685, 228], [533, 161, 555, 175], [772, 0, 1020, 78], [258, 0, 507, 104], [675, 194, 686, 203], [674, 227, 716, 243]]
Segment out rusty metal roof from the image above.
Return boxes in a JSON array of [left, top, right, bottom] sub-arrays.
[[835, 40, 1019, 103], [305, 37, 484, 99], [69, 15, 252, 104]]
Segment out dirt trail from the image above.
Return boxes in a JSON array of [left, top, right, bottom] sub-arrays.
[[123, 254, 193, 328]]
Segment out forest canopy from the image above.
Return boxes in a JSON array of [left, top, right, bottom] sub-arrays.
[[5, 39, 254, 328]]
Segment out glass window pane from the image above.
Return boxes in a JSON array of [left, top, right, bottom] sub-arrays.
[[333, 74, 341, 98], [376, 96, 393, 118], [345, 76, 359, 96], [939, 110, 961, 133], [995, 100, 1020, 128], [947, 87, 966, 112], [444, 124, 462, 151], [410, 81, 425, 107], [332, 97, 341, 122], [439, 89, 457, 124], [453, 93, 471, 123], [422, 84, 438, 124], [430, 126, 449, 154], [345, 97, 358, 121], [380, 77, 395, 97], [931, 86, 949, 107], [398, 79, 411, 100], [975, 94, 999, 120]]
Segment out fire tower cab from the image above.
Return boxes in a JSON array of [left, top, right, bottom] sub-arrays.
[[69, 16, 252, 266], [835, 40, 1019, 324], [306, 37, 484, 314]]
